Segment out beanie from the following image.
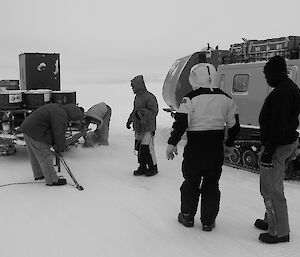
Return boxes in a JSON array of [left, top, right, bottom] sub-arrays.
[[264, 56, 287, 75], [189, 63, 217, 90]]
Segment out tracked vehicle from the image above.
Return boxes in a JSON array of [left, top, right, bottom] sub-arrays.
[[162, 36, 300, 177]]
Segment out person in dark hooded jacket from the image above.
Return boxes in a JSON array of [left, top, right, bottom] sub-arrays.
[[126, 75, 159, 176], [19, 103, 84, 186], [255, 56, 300, 244]]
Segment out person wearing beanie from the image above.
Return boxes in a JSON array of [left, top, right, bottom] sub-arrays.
[[166, 63, 240, 231], [82, 102, 112, 147], [255, 56, 300, 243], [19, 103, 84, 186], [126, 75, 159, 176]]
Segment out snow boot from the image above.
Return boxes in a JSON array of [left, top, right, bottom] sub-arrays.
[[202, 222, 216, 232], [259, 233, 289, 244], [254, 219, 268, 231], [133, 166, 147, 176], [134, 142, 147, 176], [144, 164, 158, 176], [34, 176, 45, 181], [178, 212, 194, 227], [141, 145, 158, 176], [46, 177, 67, 186]]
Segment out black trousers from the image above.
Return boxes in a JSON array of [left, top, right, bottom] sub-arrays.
[[135, 131, 157, 169], [180, 131, 224, 225]]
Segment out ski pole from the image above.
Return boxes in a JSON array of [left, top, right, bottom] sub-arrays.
[[54, 154, 61, 172], [54, 152, 84, 191]]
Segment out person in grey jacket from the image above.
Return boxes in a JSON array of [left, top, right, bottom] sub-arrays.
[[126, 75, 159, 176], [19, 103, 84, 186], [83, 102, 112, 147]]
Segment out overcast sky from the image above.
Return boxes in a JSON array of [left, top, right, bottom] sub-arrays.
[[1, 0, 299, 82]]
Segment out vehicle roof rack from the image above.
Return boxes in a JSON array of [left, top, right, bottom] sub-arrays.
[[222, 36, 300, 64]]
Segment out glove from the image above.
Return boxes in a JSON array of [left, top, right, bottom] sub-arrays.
[[260, 152, 273, 168], [126, 120, 131, 129], [166, 144, 178, 160], [51, 146, 62, 156], [52, 145, 58, 153], [53, 145, 64, 154]]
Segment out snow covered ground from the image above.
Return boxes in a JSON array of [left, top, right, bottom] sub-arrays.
[[1, 80, 300, 257]]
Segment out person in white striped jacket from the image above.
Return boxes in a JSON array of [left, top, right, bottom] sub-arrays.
[[166, 63, 240, 231]]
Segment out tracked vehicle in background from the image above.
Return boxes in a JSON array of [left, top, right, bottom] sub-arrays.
[[162, 36, 300, 177]]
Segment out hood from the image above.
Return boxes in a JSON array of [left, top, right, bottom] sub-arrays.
[[264, 56, 288, 88], [131, 75, 147, 94], [85, 103, 108, 125], [61, 104, 84, 121], [188, 63, 217, 90]]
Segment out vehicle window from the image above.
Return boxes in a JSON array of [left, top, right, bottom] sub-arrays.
[[232, 74, 249, 94]]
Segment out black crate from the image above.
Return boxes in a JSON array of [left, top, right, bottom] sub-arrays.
[[19, 53, 60, 91]]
